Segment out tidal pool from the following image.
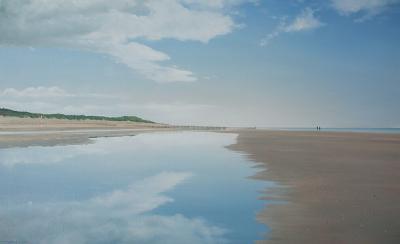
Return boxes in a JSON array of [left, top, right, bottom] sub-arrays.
[[0, 132, 269, 243]]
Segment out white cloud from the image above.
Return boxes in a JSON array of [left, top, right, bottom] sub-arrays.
[[259, 25, 283, 47], [283, 8, 325, 32], [331, 0, 400, 15], [0, 86, 116, 100], [1, 86, 72, 98], [0, 172, 228, 243], [103, 42, 197, 83], [0, 0, 250, 82], [182, 0, 258, 9], [260, 8, 324, 46]]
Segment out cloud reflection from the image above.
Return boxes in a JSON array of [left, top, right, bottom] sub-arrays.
[[0, 132, 238, 167], [0, 172, 227, 244]]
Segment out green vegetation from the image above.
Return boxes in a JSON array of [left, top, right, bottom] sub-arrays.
[[0, 108, 154, 123]]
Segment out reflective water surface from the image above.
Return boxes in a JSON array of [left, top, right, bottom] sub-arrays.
[[0, 132, 269, 243]]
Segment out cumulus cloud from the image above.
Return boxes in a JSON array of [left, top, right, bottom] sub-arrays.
[[260, 8, 324, 46], [331, 0, 400, 15], [0, 172, 228, 243], [0, 0, 250, 82]]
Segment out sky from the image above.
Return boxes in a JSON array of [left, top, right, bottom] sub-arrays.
[[0, 0, 399, 127]]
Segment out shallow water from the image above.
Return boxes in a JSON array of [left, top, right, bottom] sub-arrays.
[[0, 132, 269, 244], [259, 127, 400, 133]]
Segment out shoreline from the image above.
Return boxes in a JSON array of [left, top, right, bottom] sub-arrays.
[[2, 120, 400, 243], [228, 130, 400, 243]]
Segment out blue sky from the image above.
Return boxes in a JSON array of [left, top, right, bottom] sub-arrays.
[[0, 0, 399, 127]]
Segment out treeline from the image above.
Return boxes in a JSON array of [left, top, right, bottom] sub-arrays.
[[0, 108, 154, 123]]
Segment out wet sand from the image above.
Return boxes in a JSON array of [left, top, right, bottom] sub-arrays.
[[228, 130, 400, 244], [0, 129, 171, 148]]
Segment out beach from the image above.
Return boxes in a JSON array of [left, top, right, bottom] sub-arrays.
[[0, 116, 172, 148], [1, 117, 400, 243], [0, 116, 168, 131], [0, 116, 224, 148], [3, 0, 398, 241], [228, 130, 400, 243]]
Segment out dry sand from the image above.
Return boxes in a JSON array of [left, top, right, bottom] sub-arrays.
[[228, 130, 400, 244], [0, 116, 166, 131], [0, 116, 173, 148]]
